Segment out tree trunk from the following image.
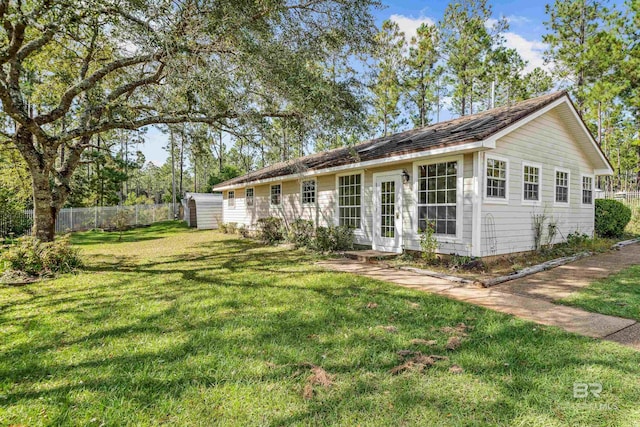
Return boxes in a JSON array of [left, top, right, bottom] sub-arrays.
[[219, 131, 223, 173], [171, 130, 176, 218], [179, 132, 184, 196], [12, 126, 56, 242], [32, 171, 57, 241]]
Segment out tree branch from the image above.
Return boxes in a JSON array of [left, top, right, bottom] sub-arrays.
[[35, 53, 162, 125], [62, 110, 302, 143], [106, 62, 166, 104], [15, 24, 57, 62]]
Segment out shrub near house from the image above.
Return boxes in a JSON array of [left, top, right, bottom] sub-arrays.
[[595, 199, 632, 237]]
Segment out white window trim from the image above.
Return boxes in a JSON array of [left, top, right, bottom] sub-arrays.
[[553, 167, 570, 206], [412, 154, 464, 243], [483, 154, 509, 205], [521, 161, 542, 206], [245, 187, 255, 210], [300, 178, 317, 206], [228, 190, 235, 208], [270, 182, 283, 207], [581, 173, 595, 206], [335, 170, 364, 231]]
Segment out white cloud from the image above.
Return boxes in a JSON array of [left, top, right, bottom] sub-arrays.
[[390, 14, 548, 75], [506, 15, 531, 25], [485, 17, 500, 28], [502, 32, 548, 73], [486, 15, 531, 29], [389, 14, 436, 41]]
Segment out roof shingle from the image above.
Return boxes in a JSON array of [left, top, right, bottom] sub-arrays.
[[215, 91, 567, 188]]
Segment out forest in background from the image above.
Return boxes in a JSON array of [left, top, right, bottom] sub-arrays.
[[1, 0, 638, 214]]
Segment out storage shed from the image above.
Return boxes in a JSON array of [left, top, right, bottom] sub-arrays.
[[182, 192, 223, 229]]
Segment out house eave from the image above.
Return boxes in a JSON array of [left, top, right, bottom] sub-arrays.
[[213, 139, 493, 191], [594, 168, 614, 176]]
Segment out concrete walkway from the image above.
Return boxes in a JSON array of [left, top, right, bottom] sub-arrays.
[[494, 243, 640, 301], [318, 252, 640, 350]]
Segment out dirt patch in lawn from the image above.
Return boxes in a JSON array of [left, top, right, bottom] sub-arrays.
[[302, 365, 335, 399]]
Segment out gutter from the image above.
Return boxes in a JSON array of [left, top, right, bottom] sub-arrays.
[[214, 139, 492, 191]]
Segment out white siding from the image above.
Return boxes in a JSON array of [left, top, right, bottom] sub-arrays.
[[219, 157, 475, 255], [481, 108, 595, 256]]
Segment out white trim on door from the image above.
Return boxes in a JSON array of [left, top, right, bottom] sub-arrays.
[[372, 171, 404, 253]]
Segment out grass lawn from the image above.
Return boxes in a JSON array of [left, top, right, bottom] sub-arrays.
[[560, 265, 640, 323], [1, 222, 640, 426]]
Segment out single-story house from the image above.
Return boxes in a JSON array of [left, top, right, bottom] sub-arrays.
[[182, 192, 223, 229], [214, 91, 613, 257]]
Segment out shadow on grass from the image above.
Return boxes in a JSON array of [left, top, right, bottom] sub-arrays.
[[71, 220, 190, 246], [2, 228, 640, 425]]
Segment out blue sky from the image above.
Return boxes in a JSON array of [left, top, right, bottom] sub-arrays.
[[139, 0, 624, 166]]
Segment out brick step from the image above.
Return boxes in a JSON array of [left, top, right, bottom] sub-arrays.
[[343, 250, 400, 263]]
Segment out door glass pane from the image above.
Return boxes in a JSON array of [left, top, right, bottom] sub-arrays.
[[380, 180, 395, 238]]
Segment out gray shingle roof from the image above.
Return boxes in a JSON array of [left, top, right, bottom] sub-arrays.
[[215, 91, 568, 189]]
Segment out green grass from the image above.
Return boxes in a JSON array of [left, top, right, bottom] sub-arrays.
[[560, 265, 640, 322], [1, 222, 640, 426]]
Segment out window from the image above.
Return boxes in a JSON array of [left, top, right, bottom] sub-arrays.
[[245, 188, 254, 208], [417, 161, 458, 235], [228, 191, 235, 208], [523, 164, 540, 202], [486, 158, 507, 199], [301, 179, 316, 204], [338, 174, 361, 228], [555, 170, 569, 203], [582, 176, 593, 204], [270, 184, 281, 206]]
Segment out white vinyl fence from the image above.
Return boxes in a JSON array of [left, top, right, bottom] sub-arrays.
[[596, 191, 640, 209], [15, 203, 180, 235]]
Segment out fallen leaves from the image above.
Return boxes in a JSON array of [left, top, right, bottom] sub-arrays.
[[390, 351, 449, 375], [446, 336, 462, 351], [440, 322, 471, 336], [410, 338, 437, 346], [378, 325, 398, 333], [449, 364, 464, 374], [301, 364, 334, 400], [366, 302, 378, 309]]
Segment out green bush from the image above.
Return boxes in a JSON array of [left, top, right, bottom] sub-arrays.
[[288, 219, 315, 248], [565, 231, 591, 247], [595, 199, 631, 238], [314, 225, 354, 252], [332, 225, 355, 251], [257, 217, 284, 244], [1, 235, 82, 278], [238, 225, 252, 238], [419, 222, 438, 262], [219, 222, 239, 234], [314, 226, 333, 252]]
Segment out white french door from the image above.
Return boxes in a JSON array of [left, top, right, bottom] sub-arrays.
[[373, 173, 403, 253]]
